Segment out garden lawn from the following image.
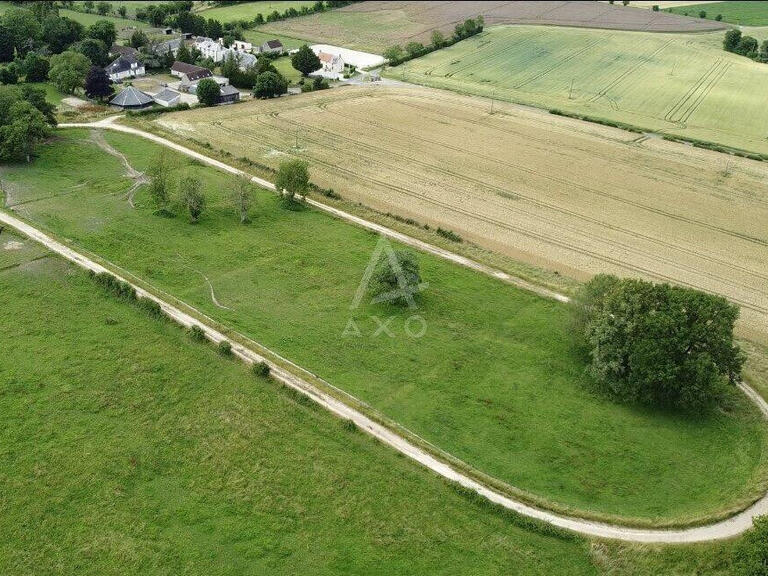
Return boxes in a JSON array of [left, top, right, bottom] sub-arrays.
[[667, 2, 768, 26], [0, 249, 597, 576], [1, 128, 766, 525], [59, 8, 150, 32], [242, 28, 308, 51]]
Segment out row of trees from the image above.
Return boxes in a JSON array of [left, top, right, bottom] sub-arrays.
[[383, 16, 485, 66], [145, 154, 311, 223], [723, 29, 768, 62]]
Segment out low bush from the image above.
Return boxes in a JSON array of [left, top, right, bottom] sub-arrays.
[[90, 271, 137, 301], [188, 324, 206, 342], [218, 340, 232, 356], [136, 297, 164, 319], [436, 227, 462, 242], [733, 515, 768, 575], [252, 361, 271, 378]]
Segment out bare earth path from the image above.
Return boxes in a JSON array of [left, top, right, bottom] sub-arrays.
[[7, 118, 759, 543], [89, 129, 148, 208]]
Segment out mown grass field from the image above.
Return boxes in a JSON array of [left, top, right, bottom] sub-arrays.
[[59, 7, 151, 33], [242, 28, 307, 51], [0, 244, 601, 575], [2, 128, 767, 527], [152, 84, 768, 340], [390, 25, 768, 156], [70, 1, 168, 18], [667, 1, 768, 25], [197, 0, 317, 22]]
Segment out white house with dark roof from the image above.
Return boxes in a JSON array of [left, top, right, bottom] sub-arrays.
[[106, 54, 145, 82]]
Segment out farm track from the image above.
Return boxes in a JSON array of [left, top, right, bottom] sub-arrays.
[[241, 103, 768, 313], [224, 115, 768, 316], [5, 121, 768, 543], [664, 59, 732, 124]]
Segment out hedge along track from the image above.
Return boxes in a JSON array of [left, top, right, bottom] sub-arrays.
[[237, 109, 768, 315], [39, 119, 768, 542]]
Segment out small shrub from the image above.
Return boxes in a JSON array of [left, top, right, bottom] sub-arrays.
[[341, 419, 358, 432], [218, 340, 232, 356], [188, 324, 206, 342], [252, 361, 271, 378], [437, 227, 462, 242]]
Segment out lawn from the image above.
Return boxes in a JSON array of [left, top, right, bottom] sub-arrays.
[[272, 53, 302, 84], [243, 28, 308, 50], [0, 246, 598, 575], [667, 1, 768, 25], [388, 25, 768, 157], [197, 1, 317, 23], [1, 128, 767, 527], [59, 7, 151, 33]]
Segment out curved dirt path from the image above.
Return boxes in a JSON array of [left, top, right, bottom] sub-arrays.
[[38, 118, 768, 543], [89, 129, 148, 208]]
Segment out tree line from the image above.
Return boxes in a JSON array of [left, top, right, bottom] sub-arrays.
[[383, 17, 484, 66]]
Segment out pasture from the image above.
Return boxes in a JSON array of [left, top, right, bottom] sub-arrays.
[[667, 1, 768, 25], [196, 0, 317, 22], [260, 0, 726, 53], [0, 247, 598, 575], [392, 25, 768, 156], [151, 84, 768, 341], [2, 128, 767, 526], [59, 7, 151, 33]]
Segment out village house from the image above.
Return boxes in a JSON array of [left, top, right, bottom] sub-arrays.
[[171, 61, 228, 93], [109, 44, 139, 59], [152, 37, 183, 58], [259, 39, 284, 55], [217, 84, 240, 105], [229, 39, 253, 53], [194, 37, 257, 70], [105, 54, 145, 82], [316, 51, 344, 75]]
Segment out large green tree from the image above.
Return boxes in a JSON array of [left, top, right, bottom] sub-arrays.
[[84, 65, 113, 101], [180, 175, 206, 223], [572, 274, 744, 410], [253, 70, 287, 99], [42, 15, 84, 54], [0, 101, 51, 163], [291, 44, 321, 76], [49, 50, 90, 94], [274, 158, 309, 204], [22, 52, 50, 82], [75, 38, 109, 66], [195, 78, 219, 106], [87, 20, 117, 48], [2, 7, 43, 56]]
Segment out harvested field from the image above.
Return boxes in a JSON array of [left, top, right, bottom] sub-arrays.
[[260, 0, 727, 53], [155, 84, 768, 339], [391, 25, 768, 157]]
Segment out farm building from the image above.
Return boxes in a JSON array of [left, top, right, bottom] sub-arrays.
[[171, 61, 213, 82], [259, 39, 284, 55], [105, 54, 145, 82], [109, 86, 153, 109], [153, 88, 181, 108], [217, 84, 240, 105]]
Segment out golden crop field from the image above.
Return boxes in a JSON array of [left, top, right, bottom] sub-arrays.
[[156, 85, 768, 338]]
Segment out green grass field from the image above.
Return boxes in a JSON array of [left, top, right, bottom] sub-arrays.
[[60, 7, 151, 32], [243, 28, 307, 50], [2, 129, 767, 526], [667, 1, 768, 26], [389, 25, 768, 156], [197, 1, 317, 22], [71, 1, 172, 19], [0, 243, 601, 575], [271, 53, 302, 83]]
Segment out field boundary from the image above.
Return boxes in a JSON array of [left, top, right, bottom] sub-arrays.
[[9, 119, 761, 539]]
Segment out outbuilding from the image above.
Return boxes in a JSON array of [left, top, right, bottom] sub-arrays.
[[217, 84, 240, 105], [110, 86, 153, 109], [153, 88, 181, 108]]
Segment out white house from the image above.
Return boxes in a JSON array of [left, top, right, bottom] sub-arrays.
[[259, 39, 284, 55], [228, 39, 252, 53], [195, 37, 257, 70], [105, 54, 145, 82], [316, 51, 344, 76]]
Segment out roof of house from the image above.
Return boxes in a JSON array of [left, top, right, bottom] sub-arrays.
[[110, 86, 153, 107], [317, 51, 338, 63], [263, 40, 283, 49], [231, 50, 256, 68], [171, 61, 213, 81], [106, 55, 141, 75], [110, 43, 139, 58], [153, 37, 182, 55], [219, 84, 239, 97], [153, 88, 180, 102]]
